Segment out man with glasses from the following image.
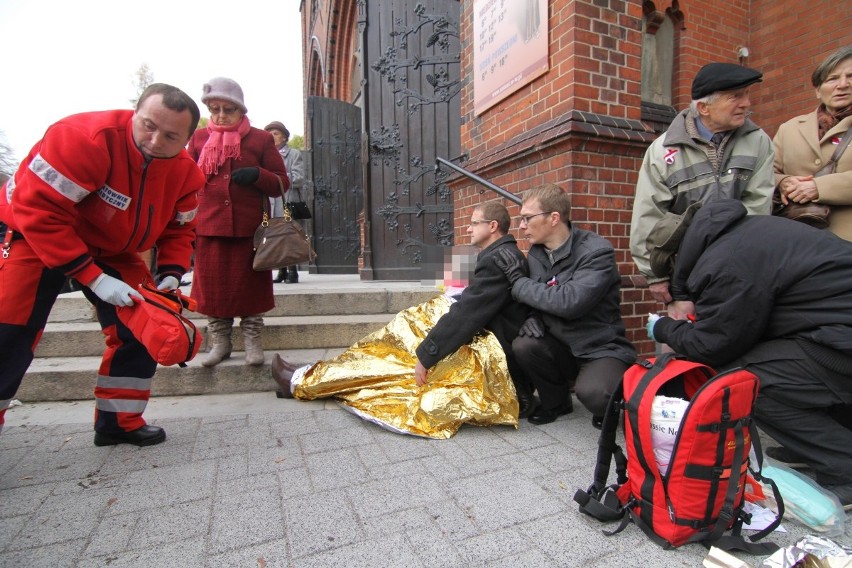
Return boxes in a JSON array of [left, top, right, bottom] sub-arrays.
[[0, 84, 205, 446], [493, 184, 636, 426], [271, 202, 536, 419], [414, 202, 536, 417]]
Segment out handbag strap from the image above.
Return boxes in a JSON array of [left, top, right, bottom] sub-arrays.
[[262, 175, 289, 217], [815, 127, 852, 177]]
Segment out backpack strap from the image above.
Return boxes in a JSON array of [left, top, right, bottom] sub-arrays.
[[574, 379, 628, 522], [701, 391, 781, 554]]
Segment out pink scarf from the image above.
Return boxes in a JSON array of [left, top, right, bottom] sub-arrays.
[[197, 115, 251, 174]]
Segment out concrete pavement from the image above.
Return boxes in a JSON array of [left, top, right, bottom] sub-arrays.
[[2, 391, 847, 567]]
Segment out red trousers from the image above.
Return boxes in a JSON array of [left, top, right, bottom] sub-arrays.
[[0, 237, 157, 434]]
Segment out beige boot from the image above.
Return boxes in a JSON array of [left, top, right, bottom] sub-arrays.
[[241, 315, 265, 366], [202, 317, 233, 367]]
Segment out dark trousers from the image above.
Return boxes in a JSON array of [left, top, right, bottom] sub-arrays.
[[0, 239, 157, 434], [513, 333, 629, 416], [726, 339, 852, 486]]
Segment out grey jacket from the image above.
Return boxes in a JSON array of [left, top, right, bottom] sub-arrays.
[[630, 108, 774, 282], [511, 227, 636, 363], [271, 145, 306, 216]]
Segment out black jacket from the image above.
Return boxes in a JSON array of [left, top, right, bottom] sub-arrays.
[[511, 227, 636, 363], [655, 200, 852, 366], [416, 235, 528, 372]]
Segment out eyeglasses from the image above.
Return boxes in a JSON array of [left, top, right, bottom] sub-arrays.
[[208, 105, 240, 116], [518, 212, 550, 225], [468, 219, 494, 226]]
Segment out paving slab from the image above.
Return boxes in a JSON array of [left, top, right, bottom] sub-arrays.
[[0, 393, 849, 567]]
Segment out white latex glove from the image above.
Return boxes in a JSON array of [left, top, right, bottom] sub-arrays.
[[89, 274, 144, 307], [157, 276, 180, 291]]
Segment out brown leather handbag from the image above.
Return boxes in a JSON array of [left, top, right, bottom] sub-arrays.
[[252, 210, 316, 271], [252, 176, 316, 271], [772, 128, 852, 228]]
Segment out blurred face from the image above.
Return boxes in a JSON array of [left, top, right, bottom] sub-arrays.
[[698, 87, 752, 132], [518, 199, 555, 245], [817, 58, 852, 113], [131, 94, 193, 159], [206, 99, 244, 127], [465, 209, 495, 248], [269, 129, 288, 148]]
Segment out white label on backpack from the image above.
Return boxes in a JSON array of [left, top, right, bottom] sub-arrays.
[[651, 395, 689, 474]]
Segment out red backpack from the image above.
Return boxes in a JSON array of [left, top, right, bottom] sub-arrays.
[[574, 353, 783, 553]]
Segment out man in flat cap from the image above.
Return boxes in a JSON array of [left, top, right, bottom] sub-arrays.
[[630, 62, 774, 318]]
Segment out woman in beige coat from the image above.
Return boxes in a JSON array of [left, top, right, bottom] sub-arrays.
[[773, 45, 852, 241]]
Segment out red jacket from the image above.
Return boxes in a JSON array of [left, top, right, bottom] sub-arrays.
[[188, 126, 288, 237], [0, 110, 204, 285]]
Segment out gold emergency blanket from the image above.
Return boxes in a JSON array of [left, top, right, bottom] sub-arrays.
[[292, 294, 519, 439]]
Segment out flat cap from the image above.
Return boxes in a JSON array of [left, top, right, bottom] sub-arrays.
[[691, 63, 763, 100]]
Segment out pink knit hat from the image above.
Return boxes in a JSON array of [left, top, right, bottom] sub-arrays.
[[201, 77, 247, 113]]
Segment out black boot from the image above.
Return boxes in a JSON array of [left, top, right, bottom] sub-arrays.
[[284, 266, 299, 284], [273, 269, 286, 283], [515, 382, 536, 419]]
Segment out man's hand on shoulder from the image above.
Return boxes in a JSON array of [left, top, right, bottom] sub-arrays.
[[493, 248, 528, 286]]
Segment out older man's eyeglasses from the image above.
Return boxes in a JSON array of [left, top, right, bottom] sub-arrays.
[[468, 219, 494, 226], [518, 212, 550, 225], [208, 105, 240, 116]]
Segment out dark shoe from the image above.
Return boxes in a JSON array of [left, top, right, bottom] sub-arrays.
[[271, 354, 295, 398], [528, 401, 573, 425], [823, 483, 852, 511], [591, 415, 604, 430], [284, 266, 299, 284], [94, 425, 166, 447], [517, 392, 536, 419], [273, 270, 286, 283], [765, 446, 810, 469]]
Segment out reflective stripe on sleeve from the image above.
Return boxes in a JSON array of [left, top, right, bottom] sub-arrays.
[[4, 175, 15, 203], [29, 153, 90, 203], [175, 207, 198, 224]]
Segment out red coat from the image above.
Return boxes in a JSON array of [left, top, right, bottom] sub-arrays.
[[188, 127, 288, 237], [0, 110, 204, 285]]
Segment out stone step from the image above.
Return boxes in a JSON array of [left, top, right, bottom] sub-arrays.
[[36, 314, 395, 358], [47, 281, 436, 323], [24, 274, 439, 402], [20, 348, 346, 402]]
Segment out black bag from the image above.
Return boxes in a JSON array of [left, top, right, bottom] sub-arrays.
[[284, 187, 311, 220], [284, 199, 312, 220]]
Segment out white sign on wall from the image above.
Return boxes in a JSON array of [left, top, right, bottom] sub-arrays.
[[473, 0, 549, 115]]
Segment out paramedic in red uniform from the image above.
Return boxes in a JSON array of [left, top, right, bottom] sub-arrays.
[[0, 83, 205, 447]]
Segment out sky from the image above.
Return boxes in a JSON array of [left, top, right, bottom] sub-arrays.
[[0, 0, 305, 161]]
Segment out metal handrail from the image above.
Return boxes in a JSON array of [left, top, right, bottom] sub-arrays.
[[435, 157, 522, 205]]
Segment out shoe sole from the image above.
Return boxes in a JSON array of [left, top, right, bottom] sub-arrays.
[[94, 431, 166, 447], [528, 406, 573, 425]]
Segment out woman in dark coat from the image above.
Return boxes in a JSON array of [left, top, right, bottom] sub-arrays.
[[188, 77, 288, 366]]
